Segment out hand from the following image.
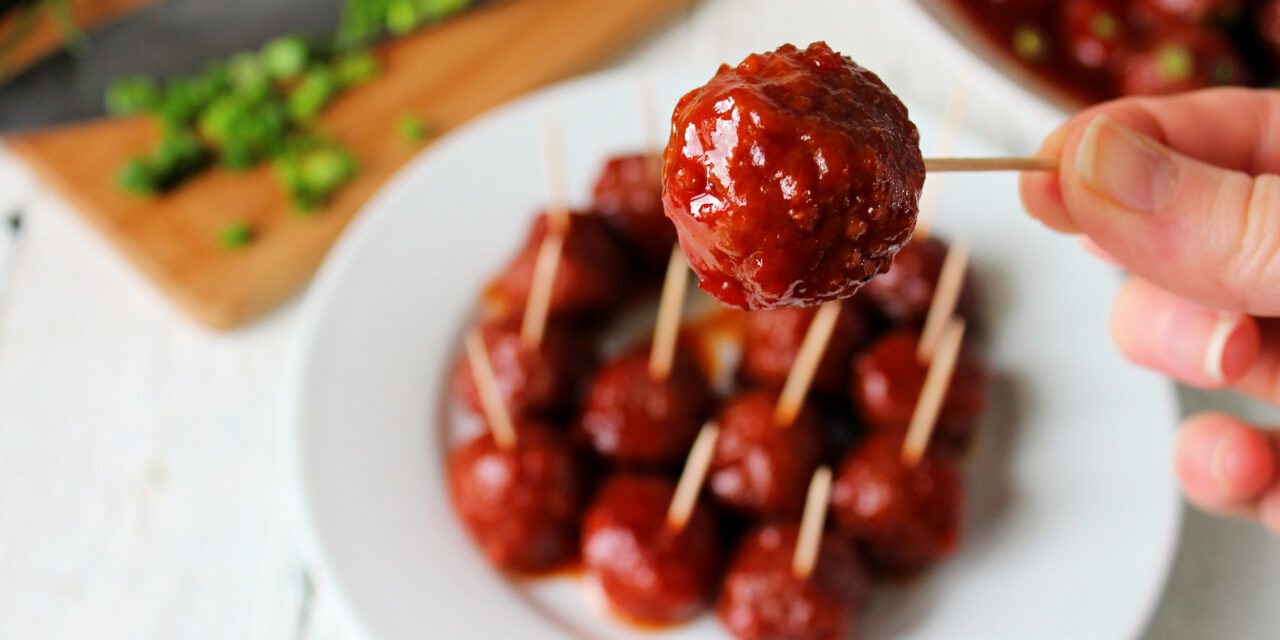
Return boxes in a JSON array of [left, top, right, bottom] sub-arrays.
[[1020, 88, 1280, 535]]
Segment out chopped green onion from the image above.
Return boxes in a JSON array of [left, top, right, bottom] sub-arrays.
[[396, 114, 428, 142], [286, 67, 340, 122], [1013, 25, 1046, 62], [275, 138, 358, 211], [386, 0, 419, 35], [1156, 45, 1193, 83], [117, 157, 158, 194], [218, 221, 254, 249], [421, 0, 470, 19], [333, 51, 380, 87], [1090, 13, 1118, 40], [261, 35, 310, 80], [1211, 59, 1238, 84], [105, 75, 160, 115]]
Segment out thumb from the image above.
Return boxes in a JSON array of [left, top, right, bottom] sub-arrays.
[[1057, 113, 1280, 316]]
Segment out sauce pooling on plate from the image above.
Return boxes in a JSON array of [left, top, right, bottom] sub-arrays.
[[662, 42, 925, 310]]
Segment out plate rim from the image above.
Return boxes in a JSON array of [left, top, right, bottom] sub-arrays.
[[284, 66, 1184, 640]]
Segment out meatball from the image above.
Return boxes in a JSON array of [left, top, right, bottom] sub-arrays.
[[577, 346, 715, 467], [447, 422, 583, 574], [718, 523, 870, 640], [851, 327, 988, 453], [1059, 0, 1130, 70], [830, 433, 964, 578], [662, 42, 924, 310], [707, 389, 826, 517], [591, 153, 676, 269], [860, 236, 976, 325], [738, 300, 869, 396], [1137, 0, 1241, 24], [487, 211, 632, 321], [581, 473, 720, 626], [1259, 0, 1280, 64], [451, 318, 596, 422], [1117, 26, 1247, 96]]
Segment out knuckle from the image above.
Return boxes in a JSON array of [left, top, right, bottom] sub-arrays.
[[1226, 173, 1280, 306]]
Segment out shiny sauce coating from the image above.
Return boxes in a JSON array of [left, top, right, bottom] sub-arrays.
[[851, 327, 989, 454], [718, 523, 870, 640], [707, 389, 826, 517], [447, 423, 584, 574], [577, 346, 716, 467], [581, 474, 721, 625], [662, 42, 924, 310], [830, 433, 964, 578]]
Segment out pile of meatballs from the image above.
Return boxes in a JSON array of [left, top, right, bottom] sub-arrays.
[[445, 149, 990, 639]]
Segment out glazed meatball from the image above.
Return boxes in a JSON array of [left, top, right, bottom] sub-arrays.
[[447, 422, 583, 574], [718, 523, 870, 640], [1258, 0, 1280, 64], [830, 433, 964, 578], [1117, 25, 1247, 96], [591, 153, 677, 269], [487, 211, 632, 321], [738, 300, 869, 396], [577, 346, 715, 467], [581, 474, 720, 626], [860, 236, 976, 326], [451, 318, 596, 422], [663, 42, 924, 309], [851, 327, 988, 453], [706, 389, 826, 517]]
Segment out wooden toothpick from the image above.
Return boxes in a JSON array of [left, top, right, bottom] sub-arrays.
[[666, 422, 720, 532], [924, 156, 1058, 173], [916, 79, 971, 238], [791, 466, 833, 580], [464, 329, 517, 450], [649, 246, 689, 380], [901, 319, 966, 467], [773, 300, 842, 427], [520, 114, 571, 348], [917, 241, 970, 363]]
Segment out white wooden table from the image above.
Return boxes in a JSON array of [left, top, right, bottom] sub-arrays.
[[1, 1, 1276, 638]]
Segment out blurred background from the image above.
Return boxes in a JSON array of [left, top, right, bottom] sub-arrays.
[[0, 0, 1276, 638]]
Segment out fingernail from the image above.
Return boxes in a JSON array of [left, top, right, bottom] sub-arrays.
[[1165, 308, 1245, 383], [1076, 115, 1178, 213]]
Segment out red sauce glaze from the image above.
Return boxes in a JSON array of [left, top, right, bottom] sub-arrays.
[[452, 318, 597, 422], [1262, 0, 1280, 63], [707, 389, 826, 517], [829, 433, 964, 578], [947, 0, 1272, 104], [860, 236, 978, 326], [487, 211, 632, 321], [591, 153, 677, 270], [447, 422, 584, 574], [718, 523, 870, 640], [581, 474, 720, 626], [737, 300, 870, 396], [662, 42, 924, 310], [1137, 0, 1241, 23], [577, 346, 715, 467], [851, 328, 989, 454]]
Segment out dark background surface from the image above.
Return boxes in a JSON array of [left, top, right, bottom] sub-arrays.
[[0, 0, 347, 130]]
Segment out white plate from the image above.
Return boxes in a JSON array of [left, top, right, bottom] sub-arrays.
[[287, 69, 1181, 640]]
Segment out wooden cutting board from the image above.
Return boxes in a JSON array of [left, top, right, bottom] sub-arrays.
[[5, 0, 692, 329]]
